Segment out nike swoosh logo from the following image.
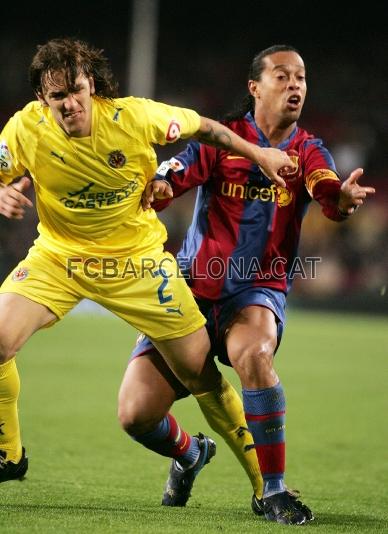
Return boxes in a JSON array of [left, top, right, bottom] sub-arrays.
[[226, 155, 246, 160]]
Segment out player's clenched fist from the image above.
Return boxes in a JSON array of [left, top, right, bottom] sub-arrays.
[[142, 179, 173, 210], [254, 147, 296, 188]]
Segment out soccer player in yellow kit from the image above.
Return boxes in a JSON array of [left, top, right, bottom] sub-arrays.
[[0, 38, 293, 488]]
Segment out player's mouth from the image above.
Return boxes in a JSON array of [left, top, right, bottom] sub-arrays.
[[63, 110, 83, 121], [286, 95, 301, 111]]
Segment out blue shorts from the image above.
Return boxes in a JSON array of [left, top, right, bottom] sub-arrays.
[[131, 287, 286, 367]]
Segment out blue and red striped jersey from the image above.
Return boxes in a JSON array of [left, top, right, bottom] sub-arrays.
[[153, 112, 344, 300]]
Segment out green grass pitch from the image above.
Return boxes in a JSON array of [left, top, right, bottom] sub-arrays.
[[0, 309, 387, 533]]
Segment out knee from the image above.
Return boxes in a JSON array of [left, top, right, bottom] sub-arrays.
[[117, 400, 159, 436], [180, 357, 222, 395], [155, 328, 216, 394], [117, 400, 139, 434], [178, 331, 211, 376], [229, 339, 276, 383], [231, 336, 274, 364]]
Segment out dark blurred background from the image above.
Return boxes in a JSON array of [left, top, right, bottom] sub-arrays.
[[1, 0, 387, 314]]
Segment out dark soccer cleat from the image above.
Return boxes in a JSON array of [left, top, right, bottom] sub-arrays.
[[0, 447, 28, 483], [162, 433, 216, 506], [263, 490, 314, 525], [251, 494, 265, 515]]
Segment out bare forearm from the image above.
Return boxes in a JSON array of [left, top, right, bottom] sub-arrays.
[[193, 116, 293, 187], [196, 117, 261, 160]]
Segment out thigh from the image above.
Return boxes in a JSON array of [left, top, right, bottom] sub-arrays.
[[226, 305, 278, 388], [153, 327, 220, 394], [206, 287, 286, 366], [130, 335, 190, 400], [0, 292, 56, 359], [226, 305, 278, 354], [119, 350, 182, 426]]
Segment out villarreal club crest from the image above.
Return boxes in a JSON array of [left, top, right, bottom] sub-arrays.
[[108, 150, 126, 169]]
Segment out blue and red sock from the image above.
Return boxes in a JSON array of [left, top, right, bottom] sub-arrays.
[[243, 382, 286, 497], [132, 413, 200, 468]]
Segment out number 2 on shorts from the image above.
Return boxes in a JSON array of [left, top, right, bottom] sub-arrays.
[[153, 268, 173, 304]]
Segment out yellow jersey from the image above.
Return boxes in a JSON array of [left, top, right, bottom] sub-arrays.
[[0, 96, 200, 257]]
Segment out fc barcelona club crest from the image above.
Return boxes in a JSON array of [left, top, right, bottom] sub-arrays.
[[12, 267, 29, 282], [108, 150, 126, 169]]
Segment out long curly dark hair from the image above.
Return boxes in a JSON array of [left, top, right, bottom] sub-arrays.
[[224, 44, 300, 121], [29, 37, 119, 98]]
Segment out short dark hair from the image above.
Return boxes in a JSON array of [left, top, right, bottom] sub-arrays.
[[29, 37, 119, 98], [248, 44, 300, 82], [225, 44, 301, 121]]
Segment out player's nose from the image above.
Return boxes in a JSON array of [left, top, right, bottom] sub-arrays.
[[63, 93, 78, 108]]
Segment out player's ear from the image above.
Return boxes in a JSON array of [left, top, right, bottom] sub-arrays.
[[248, 80, 260, 98], [36, 91, 48, 107], [89, 77, 95, 95]]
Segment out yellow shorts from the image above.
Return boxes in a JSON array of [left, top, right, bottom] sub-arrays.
[[0, 245, 205, 341]]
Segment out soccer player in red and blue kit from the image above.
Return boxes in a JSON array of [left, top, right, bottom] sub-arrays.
[[122, 45, 375, 525]]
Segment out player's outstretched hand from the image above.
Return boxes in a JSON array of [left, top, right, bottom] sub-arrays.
[[0, 177, 33, 219], [338, 168, 375, 215], [142, 179, 173, 210], [255, 147, 295, 188]]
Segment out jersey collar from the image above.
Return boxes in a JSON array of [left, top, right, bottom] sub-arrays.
[[245, 111, 298, 149]]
